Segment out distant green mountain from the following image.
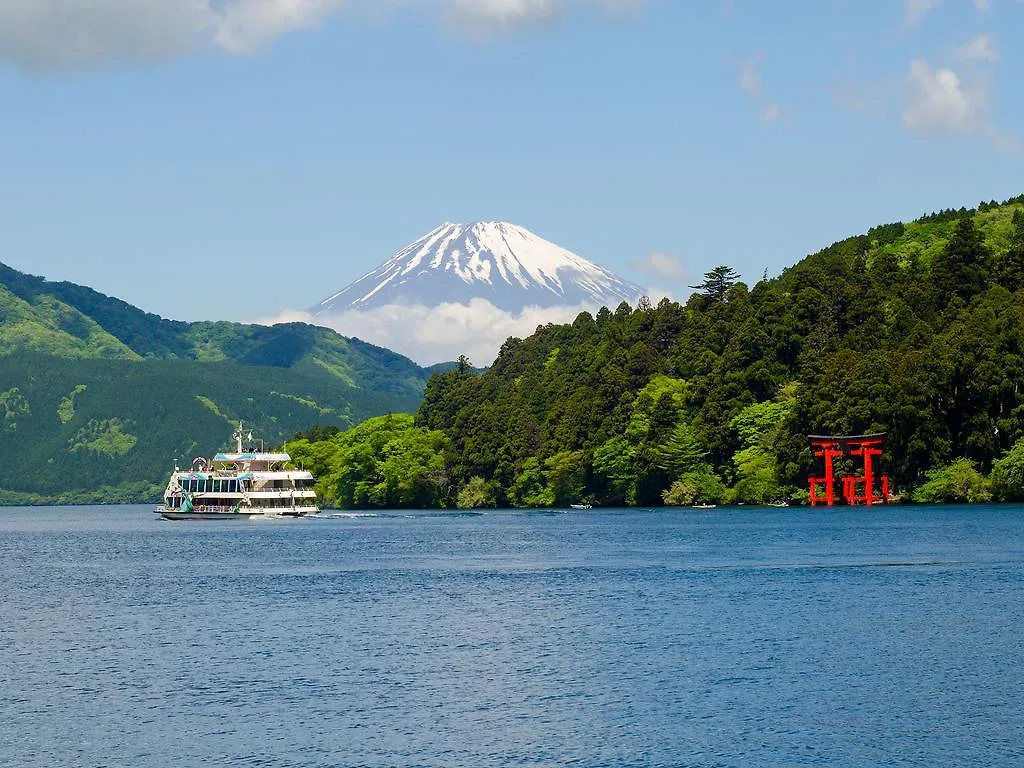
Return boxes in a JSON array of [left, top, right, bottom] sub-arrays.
[[0, 261, 434, 503]]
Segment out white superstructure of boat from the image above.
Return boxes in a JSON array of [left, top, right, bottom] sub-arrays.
[[155, 423, 318, 521]]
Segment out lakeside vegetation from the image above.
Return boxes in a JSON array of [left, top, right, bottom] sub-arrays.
[[287, 195, 1024, 509], [0, 261, 441, 502]]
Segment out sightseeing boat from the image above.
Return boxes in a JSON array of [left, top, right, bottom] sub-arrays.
[[155, 424, 319, 521]]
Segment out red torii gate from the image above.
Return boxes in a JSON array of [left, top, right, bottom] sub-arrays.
[[808, 433, 890, 507]]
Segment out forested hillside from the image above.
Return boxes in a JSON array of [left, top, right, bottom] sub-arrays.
[[0, 259, 428, 396], [0, 262, 436, 503], [288, 195, 1024, 509], [0, 352, 421, 504]]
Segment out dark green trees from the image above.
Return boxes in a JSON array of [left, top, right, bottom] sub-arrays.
[[290, 195, 1024, 509], [691, 266, 740, 302], [932, 215, 989, 305], [996, 209, 1024, 291]]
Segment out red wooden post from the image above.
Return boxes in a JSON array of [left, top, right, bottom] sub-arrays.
[[863, 448, 873, 506], [824, 448, 835, 506]]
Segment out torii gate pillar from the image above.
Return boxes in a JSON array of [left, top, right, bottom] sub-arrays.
[[809, 434, 890, 507]]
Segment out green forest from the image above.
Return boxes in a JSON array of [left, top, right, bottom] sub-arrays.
[[286, 195, 1024, 509], [0, 261, 439, 503]]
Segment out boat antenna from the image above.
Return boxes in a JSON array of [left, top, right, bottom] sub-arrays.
[[233, 422, 245, 453]]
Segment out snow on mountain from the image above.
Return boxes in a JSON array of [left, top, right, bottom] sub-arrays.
[[311, 222, 645, 314]]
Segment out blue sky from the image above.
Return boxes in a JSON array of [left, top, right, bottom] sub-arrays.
[[1, 0, 1022, 362]]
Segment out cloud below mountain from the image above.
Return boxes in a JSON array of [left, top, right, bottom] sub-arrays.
[[261, 299, 622, 367]]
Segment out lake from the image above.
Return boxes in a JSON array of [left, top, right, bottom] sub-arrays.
[[1, 504, 1021, 767]]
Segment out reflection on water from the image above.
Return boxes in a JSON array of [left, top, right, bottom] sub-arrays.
[[1, 504, 1022, 767]]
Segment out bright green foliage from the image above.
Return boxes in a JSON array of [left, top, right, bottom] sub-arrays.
[[663, 470, 726, 505], [991, 438, 1024, 501], [0, 286, 141, 360], [509, 457, 554, 507], [195, 395, 230, 422], [457, 476, 496, 508], [731, 398, 792, 449], [593, 436, 639, 504], [655, 421, 707, 476], [1, 387, 30, 431], [57, 385, 87, 424], [728, 396, 796, 504], [69, 418, 138, 456], [913, 458, 992, 503], [286, 414, 450, 509], [544, 450, 586, 506]]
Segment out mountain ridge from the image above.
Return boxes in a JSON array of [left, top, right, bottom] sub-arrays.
[[311, 221, 646, 314], [0, 260, 443, 502]]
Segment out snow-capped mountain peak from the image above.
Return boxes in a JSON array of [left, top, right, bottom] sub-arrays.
[[312, 221, 645, 313]]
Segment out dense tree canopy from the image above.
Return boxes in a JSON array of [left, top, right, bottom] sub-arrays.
[[290, 195, 1024, 508]]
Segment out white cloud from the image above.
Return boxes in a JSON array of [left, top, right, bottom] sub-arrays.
[[259, 299, 630, 366], [0, 0, 641, 71], [902, 57, 985, 136], [0, 0, 346, 70], [632, 251, 687, 283], [739, 54, 786, 124], [215, 0, 347, 55], [954, 33, 998, 63], [445, 0, 560, 29], [740, 56, 761, 96], [444, 0, 643, 36], [0, 0, 214, 70], [905, 0, 942, 25]]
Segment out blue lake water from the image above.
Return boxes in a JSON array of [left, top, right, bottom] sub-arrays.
[[1, 504, 1022, 767]]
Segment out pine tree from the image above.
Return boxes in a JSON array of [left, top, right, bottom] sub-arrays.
[[691, 266, 740, 302], [931, 215, 988, 305]]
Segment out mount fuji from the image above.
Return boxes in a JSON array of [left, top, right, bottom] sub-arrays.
[[311, 222, 645, 314]]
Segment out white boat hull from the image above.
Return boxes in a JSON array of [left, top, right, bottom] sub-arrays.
[[155, 506, 316, 521]]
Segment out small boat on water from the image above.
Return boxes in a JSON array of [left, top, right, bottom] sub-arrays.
[[691, 503, 717, 509], [768, 501, 790, 508], [570, 503, 593, 510], [155, 423, 319, 521]]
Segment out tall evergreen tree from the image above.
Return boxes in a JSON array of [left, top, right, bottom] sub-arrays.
[[691, 266, 740, 302], [931, 214, 989, 305], [996, 209, 1024, 292]]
